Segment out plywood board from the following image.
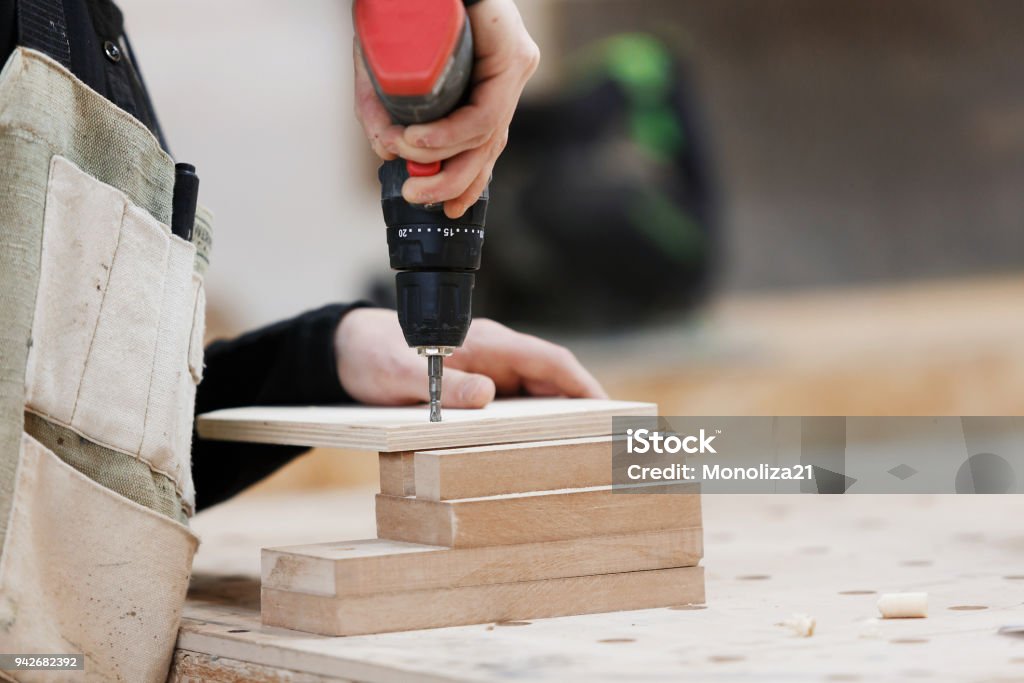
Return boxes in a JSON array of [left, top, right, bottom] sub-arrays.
[[261, 566, 705, 637], [196, 398, 655, 452], [376, 485, 701, 548], [262, 528, 703, 598], [413, 436, 617, 501]]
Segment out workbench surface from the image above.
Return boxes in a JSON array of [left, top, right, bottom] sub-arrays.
[[174, 489, 1024, 682]]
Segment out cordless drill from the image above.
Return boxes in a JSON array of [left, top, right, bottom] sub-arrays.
[[354, 0, 487, 422]]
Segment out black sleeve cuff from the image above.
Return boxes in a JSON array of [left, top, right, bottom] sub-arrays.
[[196, 301, 374, 414], [243, 302, 356, 406], [191, 301, 373, 511]]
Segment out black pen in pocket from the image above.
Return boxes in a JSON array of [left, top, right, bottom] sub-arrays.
[[171, 162, 199, 242]]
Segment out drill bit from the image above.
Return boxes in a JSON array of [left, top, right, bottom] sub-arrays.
[[427, 354, 443, 422]]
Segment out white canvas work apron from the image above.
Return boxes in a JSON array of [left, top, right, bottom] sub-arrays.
[[0, 29, 212, 683]]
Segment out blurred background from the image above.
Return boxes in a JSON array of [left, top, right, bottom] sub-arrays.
[[118, 0, 1024, 494]]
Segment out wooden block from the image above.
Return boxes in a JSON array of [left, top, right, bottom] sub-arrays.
[[376, 485, 701, 548], [262, 565, 705, 636], [413, 436, 616, 501], [262, 528, 703, 597], [197, 398, 655, 452], [378, 452, 414, 496]]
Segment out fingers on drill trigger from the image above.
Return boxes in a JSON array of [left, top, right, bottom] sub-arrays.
[[402, 145, 486, 205], [445, 164, 492, 218], [405, 104, 495, 154], [444, 124, 507, 216], [389, 140, 447, 165], [441, 369, 496, 408]]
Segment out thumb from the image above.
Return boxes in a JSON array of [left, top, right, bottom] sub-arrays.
[[441, 368, 496, 409]]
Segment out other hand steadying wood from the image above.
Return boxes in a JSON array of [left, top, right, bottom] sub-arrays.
[[334, 309, 606, 410]]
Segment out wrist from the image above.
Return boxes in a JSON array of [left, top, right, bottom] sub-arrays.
[[334, 304, 378, 385]]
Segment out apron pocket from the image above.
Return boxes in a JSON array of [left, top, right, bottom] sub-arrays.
[[24, 156, 126, 424], [25, 154, 201, 515], [0, 433, 198, 683], [72, 204, 170, 455], [140, 233, 198, 502]]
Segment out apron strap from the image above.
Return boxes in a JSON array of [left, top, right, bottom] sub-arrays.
[[16, 0, 72, 69]]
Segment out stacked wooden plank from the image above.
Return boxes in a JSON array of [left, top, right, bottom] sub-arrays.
[[198, 399, 704, 636]]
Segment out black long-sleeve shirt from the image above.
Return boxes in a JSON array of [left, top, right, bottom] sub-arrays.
[[192, 303, 364, 510], [1, 0, 363, 510]]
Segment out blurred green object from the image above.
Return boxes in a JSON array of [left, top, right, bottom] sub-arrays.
[[603, 34, 688, 161], [469, 31, 719, 331]]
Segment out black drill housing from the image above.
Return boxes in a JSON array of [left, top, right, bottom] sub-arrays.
[[381, 162, 487, 348]]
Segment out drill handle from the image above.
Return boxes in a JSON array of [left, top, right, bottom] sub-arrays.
[[355, 0, 475, 126]]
